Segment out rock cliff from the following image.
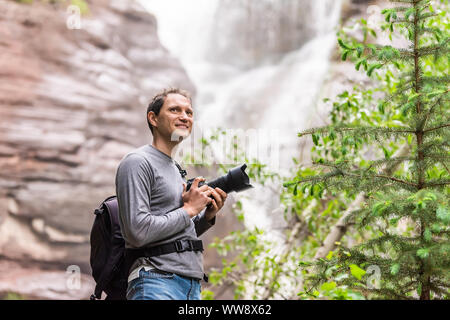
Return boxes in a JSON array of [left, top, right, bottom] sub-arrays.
[[0, 0, 195, 299]]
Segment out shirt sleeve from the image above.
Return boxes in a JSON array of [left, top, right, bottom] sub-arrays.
[[116, 153, 191, 248]]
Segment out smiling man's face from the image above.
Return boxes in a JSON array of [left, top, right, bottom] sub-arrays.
[[148, 93, 194, 142]]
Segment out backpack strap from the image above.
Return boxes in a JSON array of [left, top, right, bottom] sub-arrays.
[[128, 239, 203, 256], [124, 239, 203, 277]]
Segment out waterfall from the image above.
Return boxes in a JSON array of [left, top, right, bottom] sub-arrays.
[[139, 0, 342, 230], [139, 0, 342, 299]]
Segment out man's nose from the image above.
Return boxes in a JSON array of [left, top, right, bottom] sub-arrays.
[[179, 112, 190, 121]]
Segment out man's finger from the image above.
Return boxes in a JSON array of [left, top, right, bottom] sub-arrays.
[[215, 187, 227, 200], [198, 185, 210, 192], [192, 177, 205, 189], [210, 188, 223, 208], [209, 198, 217, 210]]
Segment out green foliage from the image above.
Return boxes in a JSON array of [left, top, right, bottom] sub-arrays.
[[184, 0, 448, 301], [296, 0, 449, 300], [1, 292, 26, 300]]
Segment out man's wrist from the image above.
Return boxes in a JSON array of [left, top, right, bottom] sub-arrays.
[[183, 204, 195, 218], [204, 211, 214, 221], [205, 213, 216, 226]]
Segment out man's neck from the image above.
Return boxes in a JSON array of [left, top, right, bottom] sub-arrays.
[[151, 138, 178, 159]]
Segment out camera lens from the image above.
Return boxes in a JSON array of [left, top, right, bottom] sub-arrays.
[[186, 164, 253, 194]]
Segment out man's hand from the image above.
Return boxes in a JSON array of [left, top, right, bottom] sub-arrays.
[[182, 177, 213, 218], [204, 187, 227, 222]]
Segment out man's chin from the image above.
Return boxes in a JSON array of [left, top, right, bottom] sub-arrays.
[[171, 128, 190, 142]]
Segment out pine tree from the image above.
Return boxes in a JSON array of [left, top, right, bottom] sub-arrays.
[[290, 0, 449, 300]]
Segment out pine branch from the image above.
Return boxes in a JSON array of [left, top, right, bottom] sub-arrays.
[[418, 27, 446, 37], [417, 37, 450, 57], [363, 156, 415, 174], [417, 138, 449, 153], [423, 122, 450, 133], [441, 161, 450, 175], [422, 94, 448, 129], [422, 75, 450, 84], [385, 83, 415, 103], [298, 125, 416, 138], [417, 12, 439, 21], [348, 172, 419, 188], [424, 180, 450, 188], [313, 144, 411, 260]]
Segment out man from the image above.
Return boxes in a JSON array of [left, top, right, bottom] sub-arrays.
[[116, 88, 227, 300]]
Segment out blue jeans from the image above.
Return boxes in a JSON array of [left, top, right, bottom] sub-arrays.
[[126, 268, 201, 300]]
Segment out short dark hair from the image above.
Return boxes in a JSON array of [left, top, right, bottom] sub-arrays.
[[146, 87, 192, 133]]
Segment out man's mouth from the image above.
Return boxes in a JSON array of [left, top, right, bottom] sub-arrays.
[[175, 124, 189, 129]]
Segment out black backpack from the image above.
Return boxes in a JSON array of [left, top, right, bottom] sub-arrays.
[[89, 195, 127, 300]]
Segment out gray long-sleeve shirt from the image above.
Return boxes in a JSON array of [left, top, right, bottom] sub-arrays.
[[115, 144, 215, 282]]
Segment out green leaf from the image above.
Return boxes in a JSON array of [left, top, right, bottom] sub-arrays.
[[329, 130, 336, 140], [390, 263, 400, 275], [416, 248, 429, 259], [436, 205, 450, 223], [408, 92, 421, 102], [401, 102, 414, 116], [321, 281, 337, 292], [372, 202, 387, 216], [405, 8, 415, 20], [312, 133, 319, 146], [349, 264, 366, 280], [431, 223, 441, 233], [338, 38, 351, 50], [407, 134, 413, 145], [385, 12, 391, 22], [367, 64, 382, 77], [326, 251, 334, 260], [356, 45, 364, 58], [424, 228, 432, 242], [367, 44, 377, 54], [382, 146, 390, 159], [427, 90, 446, 98], [299, 261, 312, 267], [355, 59, 365, 71], [341, 50, 349, 61]]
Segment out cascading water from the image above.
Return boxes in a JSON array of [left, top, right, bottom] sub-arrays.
[[139, 0, 342, 227], [139, 0, 342, 297]]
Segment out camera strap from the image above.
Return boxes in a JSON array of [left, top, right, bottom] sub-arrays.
[[174, 161, 187, 179]]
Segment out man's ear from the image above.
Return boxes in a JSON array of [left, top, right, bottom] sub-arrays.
[[148, 111, 158, 128]]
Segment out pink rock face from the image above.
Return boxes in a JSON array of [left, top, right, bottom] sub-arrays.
[[0, 0, 195, 299]]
